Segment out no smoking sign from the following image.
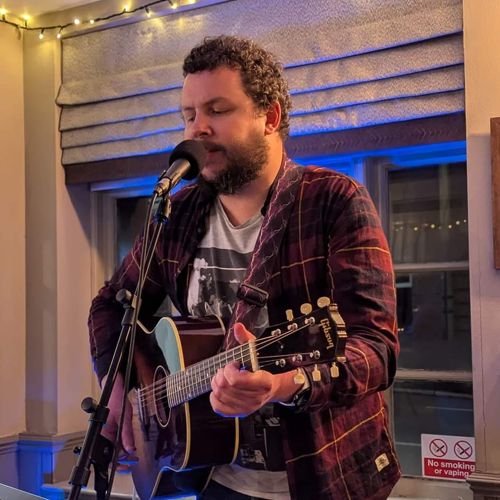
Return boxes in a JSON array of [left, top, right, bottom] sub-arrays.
[[421, 434, 475, 481]]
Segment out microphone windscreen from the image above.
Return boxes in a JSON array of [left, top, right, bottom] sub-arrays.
[[169, 140, 206, 180]]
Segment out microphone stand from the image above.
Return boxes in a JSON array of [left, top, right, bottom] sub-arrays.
[[68, 189, 172, 500]]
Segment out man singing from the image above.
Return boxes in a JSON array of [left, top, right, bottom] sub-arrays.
[[89, 35, 400, 499]]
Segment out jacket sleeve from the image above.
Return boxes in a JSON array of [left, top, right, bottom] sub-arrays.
[[300, 182, 399, 412], [88, 232, 167, 383]]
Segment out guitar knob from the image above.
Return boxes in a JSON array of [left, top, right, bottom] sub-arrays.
[[317, 296, 331, 308], [286, 309, 294, 321], [330, 362, 340, 379], [300, 303, 313, 315], [293, 369, 306, 385]]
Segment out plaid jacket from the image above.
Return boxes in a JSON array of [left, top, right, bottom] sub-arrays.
[[89, 158, 401, 499]]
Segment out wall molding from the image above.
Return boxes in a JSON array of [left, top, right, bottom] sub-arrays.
[[16, 431, 86, 495], [0, 435, 19, 488], [0, 434, 18, 456], [468, 472, 500, 499]]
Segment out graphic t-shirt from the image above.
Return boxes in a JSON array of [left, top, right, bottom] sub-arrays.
[[187, 198, 290, 500]]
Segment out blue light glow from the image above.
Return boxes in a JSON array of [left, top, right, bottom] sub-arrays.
[[93, 141, 466, 194]]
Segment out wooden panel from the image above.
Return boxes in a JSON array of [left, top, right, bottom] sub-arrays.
[[64, 113, 466, 185], [491, 117, 500, 269]]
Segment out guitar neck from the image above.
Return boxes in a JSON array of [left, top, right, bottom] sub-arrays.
[[166, 343, 252, 407]]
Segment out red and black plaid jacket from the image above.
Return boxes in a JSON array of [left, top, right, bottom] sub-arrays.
[[89, 158, 401, 499]]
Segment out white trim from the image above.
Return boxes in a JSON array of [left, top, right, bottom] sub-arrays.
[[467, 472, 500, 497], [394, 261, 469, 272], [396, 369, 473, 382], [391, 476, 472, 499]]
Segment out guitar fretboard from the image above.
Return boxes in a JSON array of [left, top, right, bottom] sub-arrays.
[[165, 343, 254, 407]]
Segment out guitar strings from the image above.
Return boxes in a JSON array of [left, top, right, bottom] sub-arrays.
[[140, 320, 316, 408], [138, 320, 310, 403], [159, 351, 319, 404], [140, 351, 317, 410], [138, 320, 317, 408]]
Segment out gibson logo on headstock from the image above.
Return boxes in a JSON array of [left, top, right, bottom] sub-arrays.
[[320, 318, 335, 350]]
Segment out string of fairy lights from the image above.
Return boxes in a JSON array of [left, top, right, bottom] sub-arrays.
[[392, 219, 468, 232], [0, 0, 197, 39]]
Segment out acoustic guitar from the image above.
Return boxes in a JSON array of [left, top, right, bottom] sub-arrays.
[[131, 300, 347, 497]]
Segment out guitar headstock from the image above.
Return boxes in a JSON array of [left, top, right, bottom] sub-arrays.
[[245, 297, 347, 380]]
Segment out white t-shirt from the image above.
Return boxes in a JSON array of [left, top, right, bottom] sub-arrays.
[[187, 198, 291, 500]]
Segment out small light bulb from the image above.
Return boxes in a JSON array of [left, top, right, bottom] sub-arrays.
[[145, 7, 151, 17], [171, 2, 179, 8], [188, 0, 196, 4], [89, 19, 95, 24], [56, 32, 61, 39], [123, 4, 130, 12], [21, 14, 30, 21], [73, 18, 80, 25], [39, 30, 44, 39], [0, 8, 8, 16]]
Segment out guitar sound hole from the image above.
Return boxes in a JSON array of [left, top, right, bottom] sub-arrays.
[[153, 365, 170, 428]]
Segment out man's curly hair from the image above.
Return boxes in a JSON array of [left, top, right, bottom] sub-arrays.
[[183, 35, 291, 139]]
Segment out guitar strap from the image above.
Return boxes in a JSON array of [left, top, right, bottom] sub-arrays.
[[224, 157, 305, 350]]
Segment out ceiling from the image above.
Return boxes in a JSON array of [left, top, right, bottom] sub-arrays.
[[3, 0, 97, 17]]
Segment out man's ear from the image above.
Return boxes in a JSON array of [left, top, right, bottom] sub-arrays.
[[264, 101, 282, 135]]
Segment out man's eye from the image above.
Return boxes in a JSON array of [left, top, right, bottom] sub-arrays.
[[184, 115, 195, 123]]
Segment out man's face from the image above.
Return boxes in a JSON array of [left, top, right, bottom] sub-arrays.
[[181, 66, 269, 194]]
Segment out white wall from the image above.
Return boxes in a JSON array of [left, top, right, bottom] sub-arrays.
[[463, 0, 500, 474], [0, 23, 26, 438], [23, 30, 93, 436]]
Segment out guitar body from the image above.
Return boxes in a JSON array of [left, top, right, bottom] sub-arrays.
[[132, 316, 239, 496]]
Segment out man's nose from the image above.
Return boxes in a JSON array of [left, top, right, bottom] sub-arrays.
[[190, 114, 212, 139]]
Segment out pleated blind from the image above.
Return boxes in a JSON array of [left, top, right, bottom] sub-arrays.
[[57, 0, 464, 168]]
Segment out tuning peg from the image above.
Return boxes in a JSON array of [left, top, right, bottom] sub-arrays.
[[312, 364, 321, 382], [293, 369, 306, 385], [285, 309, 294, 321], [330, 362, 340, 379], [317, 296, 331, 308], [300, 303, 313, 315]]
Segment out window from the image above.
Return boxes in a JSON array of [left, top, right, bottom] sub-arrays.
[[366, 146, 473, 480], [116, 196, 150, 263]]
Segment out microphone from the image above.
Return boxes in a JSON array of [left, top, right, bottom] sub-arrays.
[[154, 140, 206, 196]]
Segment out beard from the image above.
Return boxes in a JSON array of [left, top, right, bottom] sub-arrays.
[[197, 131, 269, 195]]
